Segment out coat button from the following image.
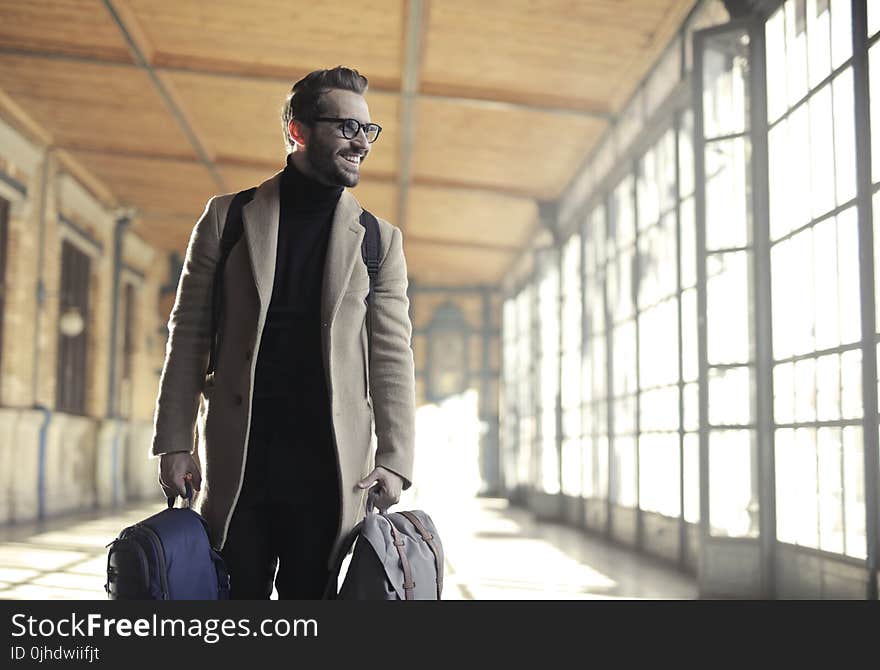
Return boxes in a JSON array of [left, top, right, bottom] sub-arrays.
[[234, 394, 243, 406]]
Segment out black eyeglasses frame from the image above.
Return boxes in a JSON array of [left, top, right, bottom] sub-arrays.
[[313, 117, 382, 143]]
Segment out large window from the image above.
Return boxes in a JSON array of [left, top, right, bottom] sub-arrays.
[[537, 250, 560, 494], [56, 240, 90, 415], [767, 0, 865, 558], [700, 25, 759, 538], [516, 286, 534, 489], [637, 129, 682, 518], [561, 234, 583, 496], [501, 296, 519, 492], [608, 177, 639, 509], [583, 206, 608, 503]]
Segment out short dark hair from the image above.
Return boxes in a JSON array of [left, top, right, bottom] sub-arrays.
[[281, 66, 369, 153]]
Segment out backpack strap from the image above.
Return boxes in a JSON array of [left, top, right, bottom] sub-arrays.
[[399, 511, 443, 599], [206, 187, 256, 380], [358, 209, 381, 354]]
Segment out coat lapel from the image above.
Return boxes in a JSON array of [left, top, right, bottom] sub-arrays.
[[241, 170, 283, 311], [241, 169, 364, 327], [322, 189, 365, 328]]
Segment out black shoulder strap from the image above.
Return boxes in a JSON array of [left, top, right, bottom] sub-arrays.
[[206, 187, 257, 379], [359, 208, 381, 352], [359, 208, 380, 293]]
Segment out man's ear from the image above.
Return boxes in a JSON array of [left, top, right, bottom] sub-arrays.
[[289, 119, 308, 148]]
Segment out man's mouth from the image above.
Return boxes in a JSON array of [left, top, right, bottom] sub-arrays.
[[340, 153, 362, 166]]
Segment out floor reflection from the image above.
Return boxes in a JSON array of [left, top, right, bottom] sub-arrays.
[[0, 496, 697, 600]]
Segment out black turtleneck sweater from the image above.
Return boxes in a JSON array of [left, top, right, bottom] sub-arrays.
[[253, 155, 342, 400], [243, 155, 343, 498]]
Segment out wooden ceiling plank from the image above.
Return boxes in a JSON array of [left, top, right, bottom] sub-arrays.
[[101, 0, 225, 191]]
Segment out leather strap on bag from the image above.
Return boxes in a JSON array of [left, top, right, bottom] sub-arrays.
[[386, 516, 415, 600], [399, 511, 442, 599]]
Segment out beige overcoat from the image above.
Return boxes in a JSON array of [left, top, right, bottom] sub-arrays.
[[149, 169, 416, 566]]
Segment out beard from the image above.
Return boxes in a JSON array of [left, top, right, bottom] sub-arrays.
[[303, 136, 362, 188]]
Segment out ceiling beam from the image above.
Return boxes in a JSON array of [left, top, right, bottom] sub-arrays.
[[101, 0, 226, 192], [396, 0, 426, 233]]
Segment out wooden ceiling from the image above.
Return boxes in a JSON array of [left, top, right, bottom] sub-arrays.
[[0, 0, 695, 285]]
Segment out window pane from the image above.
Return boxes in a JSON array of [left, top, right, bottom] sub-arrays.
[[869, 0, 880, 40], [702, 29, 750, 138], [679, 111, 695, 198], [774, 362, 795, 424], [681, 287, 699, 382], [786, 0, 810, 106], [709, 429, 758, 537], [816, 353, 842, 421], [684, 382, 699, 432], [770, 107, 811, 240], [596, 433, 609, 499], [836, 207, 861, 345], [707, 251, 751, 365], [639, 299, 679, 388], [581, 434, 595, 497], [612, 321, 637, 396], [806, 0, 831, 89], [541, 406, 560, 494], [639, 433, 681, 517], [832, 69, 856, 206], [638, 214, 677, 307], [683, 432, 700, 523], [817, 427, 844, 554], [813, 217, 841, 350], [775, 428, 797, 545], [793, 357, 817, 422], [842, 426, 866, 558], [705, 137, 750, 250], [766, 6, 787, 123], [641, 385, 679, 432], [611, 435, 637, 508], [561, 437, 582, 497], [708, 366, 752, 426], [872, 45, 880, 184], [610, 177, 635, 248], [771, 232, 814, 359], [840, 348, 862, 420], [809, 84, 835, 217], [680, 196, 697, 289], [830, 0, 852, 68]]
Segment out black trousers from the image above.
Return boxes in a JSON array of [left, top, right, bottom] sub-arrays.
[[220, 395, 340, 600]]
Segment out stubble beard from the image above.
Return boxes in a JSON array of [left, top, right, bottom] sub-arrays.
[[305, 140, 360, 188]]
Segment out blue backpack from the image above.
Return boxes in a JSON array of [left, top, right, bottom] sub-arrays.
[[105, 485, 230, 600]]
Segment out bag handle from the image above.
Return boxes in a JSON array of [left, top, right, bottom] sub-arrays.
[[166, 477, 194, 510]]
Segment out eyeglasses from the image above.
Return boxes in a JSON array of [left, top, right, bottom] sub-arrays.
[[313, 117, 382, 143]]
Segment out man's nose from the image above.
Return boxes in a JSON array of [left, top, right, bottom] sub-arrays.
[[351, 129, 369, 151]]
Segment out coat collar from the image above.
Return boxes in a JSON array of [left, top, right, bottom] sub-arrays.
[[241, 168, 365, 327]]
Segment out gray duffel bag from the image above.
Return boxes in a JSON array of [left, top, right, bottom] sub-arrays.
[[324, 502, 444, 600]]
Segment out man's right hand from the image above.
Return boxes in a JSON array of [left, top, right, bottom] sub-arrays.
[[158, 451, 202, 500]]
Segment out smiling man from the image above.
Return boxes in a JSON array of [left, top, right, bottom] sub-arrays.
[[150, 67, 416, 599]]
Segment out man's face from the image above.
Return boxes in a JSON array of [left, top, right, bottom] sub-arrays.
[[297, 89, 372, 188]]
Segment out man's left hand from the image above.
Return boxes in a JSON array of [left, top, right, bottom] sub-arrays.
[[357, 466, 403, 513]]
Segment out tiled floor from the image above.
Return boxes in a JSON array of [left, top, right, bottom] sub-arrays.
[[0, 496, 697, 600]]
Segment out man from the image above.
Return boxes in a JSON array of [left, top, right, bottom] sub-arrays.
[[149, 66, 416, 599]]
